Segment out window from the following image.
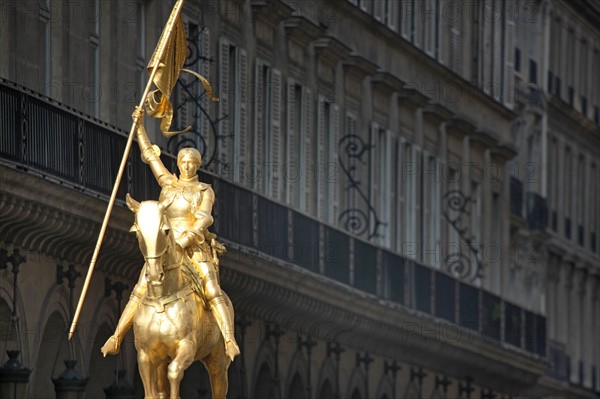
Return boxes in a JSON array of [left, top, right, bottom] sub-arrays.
[[515, 48, 521, 72], [581, 97, 588, 117], [284, 81, 314, 214], [255, 61, 273, 194], [371, 124, 391, 246], [317, 98, 339, 225], [564, 147, 572, 238], [219, 39, 247, 182], [286, 81, 303, 208], [529, 59, 537, 85], [577, 155, 585, 246], [424, 0, 439, 56]]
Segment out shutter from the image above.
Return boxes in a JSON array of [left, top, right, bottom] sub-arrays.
[[201, 28, 211, 160], [287, 78, 296, 206], [504, 0, 515, 108], [401, 0, 411, 39], [374, 0, 383, 22], [317, 96, 326, 220], [237, 47, 247, 184], [450, 0, 462, 74], [254, 60, 265, 192], [331, 104, 340, 225], [492, 0, 502, 100], [425, 0, 435, 55], [303, 87, 313, 215], [388, 0, 398, 31], [218, 38, 230, 175], [413, 0, 421, 48], [271, 69, 282, 200]]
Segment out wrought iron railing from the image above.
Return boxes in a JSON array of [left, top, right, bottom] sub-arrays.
[[0, 79, 546, 358], [0, 78, 163, 202]]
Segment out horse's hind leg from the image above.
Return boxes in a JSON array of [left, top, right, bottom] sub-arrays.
[[203, 344, 231, 399], [138, 349, 160, 399], [168, 338, 196, 399]]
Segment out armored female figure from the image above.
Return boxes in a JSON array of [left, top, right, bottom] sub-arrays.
[[101, 108, 240, 361]]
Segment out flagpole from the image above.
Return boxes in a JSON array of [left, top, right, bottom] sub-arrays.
[[69, 0, 186, 340]]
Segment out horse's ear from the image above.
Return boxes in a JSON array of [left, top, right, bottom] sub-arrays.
[[126, 193, 140, 213]]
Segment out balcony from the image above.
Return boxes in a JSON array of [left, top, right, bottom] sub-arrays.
[[0, 79, 547, 378]]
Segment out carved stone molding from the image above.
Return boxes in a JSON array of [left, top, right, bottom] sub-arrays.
[[0, 192, 141, 280]]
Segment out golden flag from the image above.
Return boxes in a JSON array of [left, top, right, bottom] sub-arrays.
[[145, 10, 187, 136], [145, 10, 218, 137]]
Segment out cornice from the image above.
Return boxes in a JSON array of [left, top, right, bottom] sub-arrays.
[[313, 36, 352, 68], [371, 71, 405, 99], [343, 54, 378, 82], [284, 16, 324, 47]]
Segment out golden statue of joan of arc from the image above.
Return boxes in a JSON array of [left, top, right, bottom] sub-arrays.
[[69, 0, 238, 396], [100, 106, 240, 361]]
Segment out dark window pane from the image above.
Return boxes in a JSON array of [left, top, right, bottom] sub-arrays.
[[324, 227, 349, 284], [354, 240, 377, 294], [382, 251, 405, 304], [505, 302, 522, 347], [524, 311, 535, 353], [414, 263, 431, 313], [292, 212, 320, 272], [536, 315, 546, 356], [216, 181, 254, 246], [459, 283, 479, 331], [482, 292, 501, 341], [435, 272, 455, 322], [257, 197, 288, 260], [529, 59, 537, 84]]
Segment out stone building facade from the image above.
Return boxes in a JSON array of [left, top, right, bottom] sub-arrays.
[[0, 0, 598, 398]]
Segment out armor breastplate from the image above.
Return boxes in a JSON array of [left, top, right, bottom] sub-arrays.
[[159, 180, 205, 235]]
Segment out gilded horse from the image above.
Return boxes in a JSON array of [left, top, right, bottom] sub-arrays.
[[127, 196, 232, 399]]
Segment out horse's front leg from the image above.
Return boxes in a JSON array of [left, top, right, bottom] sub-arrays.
[[168, 338, 196, 399], [138, 348, 160, 399]]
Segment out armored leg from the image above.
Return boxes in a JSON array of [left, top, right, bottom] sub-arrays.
[[194, 260, 240, 361], [101, 267, 147, 356]]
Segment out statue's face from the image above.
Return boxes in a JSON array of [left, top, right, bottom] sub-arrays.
[[178, 154, 199, 179]]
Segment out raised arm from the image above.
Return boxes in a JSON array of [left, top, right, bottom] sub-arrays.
[[133, 107, 174, 186]]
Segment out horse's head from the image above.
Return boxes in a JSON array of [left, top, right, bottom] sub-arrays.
[[126, 194, 171, 286]]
